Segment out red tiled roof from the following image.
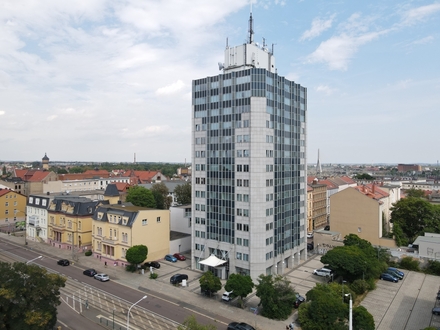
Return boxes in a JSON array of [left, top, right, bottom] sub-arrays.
[[84, 169, 110, 176], [318, 179, 338, 190], [27, 171, 51, 182], [353, 183, 389, 200], [340, 176, 356, 184], [114, 182, 130, 192], [14, 169, 27, 180], [0, 188, 13, 197], [12, 169, 51, 182], [127, 171, 161, 183]]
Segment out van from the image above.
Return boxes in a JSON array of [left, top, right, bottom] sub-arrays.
[[222, 290, 233, 301], [170, 274, 188, 284], [313, 268, 333, 277]]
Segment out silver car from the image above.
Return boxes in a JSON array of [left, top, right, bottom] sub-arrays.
[[94, 273, 110, 282]]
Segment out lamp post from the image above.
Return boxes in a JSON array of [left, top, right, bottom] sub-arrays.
[[26, 256, 42, 264], [126, 295, 147, 330], [345, 293, 353, 330], [342, 280, 346, 302]]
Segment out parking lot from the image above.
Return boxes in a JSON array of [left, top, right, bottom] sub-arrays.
[[284, 255, 440, 330]]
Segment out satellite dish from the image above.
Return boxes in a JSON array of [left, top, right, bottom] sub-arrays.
[[218, 62, 224, 71]]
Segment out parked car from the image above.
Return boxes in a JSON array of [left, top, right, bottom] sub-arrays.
[[222, 290, 234, 302], [313, 268, 333, 277], [57, 259, 70, 266], [83, 269, 98, 277], [386, 269, 403, 280], [294, 293, 305, 308], [170, 274, 188, 285], [324, 225, 330, 231], [307, 243, 314, 251], [433, 307, 440, 315], [387, 267, 404, 277], [94, 273, 110, 282], [144, 261, 160, 269], [380, 273, 398, 283], [173, 253, 186, 261], [307, 232, 313, 238], [165, 254, 177, 262], [227, 322, 256, 330]]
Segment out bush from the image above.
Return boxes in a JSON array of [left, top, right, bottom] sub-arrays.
[[150, 273, 158, 279], [350, 279, 369, 295], [424, 260, 440, 275], [84, 250, 92, 256], [125, 264, 137, 273], [399, 257, 420, 271], [365, 277, 376, 291]]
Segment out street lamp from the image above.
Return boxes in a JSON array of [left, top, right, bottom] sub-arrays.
[[342, 280, 346, 302], [126, 295, 147, 330], [345, 293, 353, 330], [26, 256, 42, 264]]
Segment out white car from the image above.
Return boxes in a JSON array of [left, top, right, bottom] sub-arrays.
[[94, 273, 110, 282], [222, 290, 234, 301], [307, 232, 314, 238], [313, 268, 333, 277]]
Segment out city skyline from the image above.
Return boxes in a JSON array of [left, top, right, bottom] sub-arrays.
[[1, 1, 439, 164]]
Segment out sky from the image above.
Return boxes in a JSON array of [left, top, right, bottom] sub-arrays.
[[1, 0, 439, 164]]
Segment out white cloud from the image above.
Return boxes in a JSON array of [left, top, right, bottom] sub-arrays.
[[46, 115, 58, 121], [401, 3, 440, 26], [300, 15, 335, 41], [156, 80, 186, 95], [316, 85, 336, 95], [412, 36, 434, 45]]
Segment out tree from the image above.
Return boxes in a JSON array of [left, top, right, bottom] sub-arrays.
[[299, 283, 348, 330], [177, 315, 217, 330], [125, 245, 148, 267], [354, 173, 374, 180], [390, 197, 439, 245], [405, 188, 426, 198], [353, 305, 375, 330], [255, 274, 296, 320], [174, 183, 191, 205], [151, 182, 172, 209], [0, 261, 66, 329], [126, 186, 156, 208], [224, 273, 254, 307], [199, 271, 222, 296]]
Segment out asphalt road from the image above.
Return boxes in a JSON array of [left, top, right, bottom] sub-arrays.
[[0, 238, 232, 329]]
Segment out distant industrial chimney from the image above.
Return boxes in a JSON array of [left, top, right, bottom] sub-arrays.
[[134, 153, 136, 164]]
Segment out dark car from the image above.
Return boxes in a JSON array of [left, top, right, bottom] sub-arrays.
[[433, 307, 440, 315], [324, 225, 330, 231], [227, 322, 256, 330], [57, 259, 70, 266], [307, 243, 314, 251], [170, 274, 188, 285], [387, 267, 404, 277], [173, 253, 186, 261], [294, 293, 305, 308], [380, 273, 398, 283], [386, 269, 403, 280], [83, 269, 98, 277], [144, 261, 160, 269]]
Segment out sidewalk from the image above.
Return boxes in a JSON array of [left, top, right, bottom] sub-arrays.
[[1, 232, 308, 330]]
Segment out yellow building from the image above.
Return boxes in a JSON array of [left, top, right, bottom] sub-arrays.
[[47, 197, 100, 253], [330, 184, 396, 248], [309, 182, 328, 231], [0, 188, 27, 229], [92, 204, 170, 267], [307, 186, 313, 233]]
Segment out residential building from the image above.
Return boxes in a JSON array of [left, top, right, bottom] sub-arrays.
[[140, 180, 189, 207], [330, 184, 396, 247], [44, 176, 130, 194], [398, 164, 422, 172], [92, 204, 170, 267], [124, 170, 168, 184], [308, 180, 327, 231], [5, 168, 58, 197], [0, 188, 27, 229], [306, 186, 313, 233], [413, 233, 440, 260], [191, 14, 307, 280], [47, 197, 101, 252], [26, 195, 51, 243], [170, 204, 192, 253]]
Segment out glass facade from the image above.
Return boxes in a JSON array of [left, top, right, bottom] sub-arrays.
[[192, 67, 306, 278]]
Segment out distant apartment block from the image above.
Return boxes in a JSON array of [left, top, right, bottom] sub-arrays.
[[0, 188, 26, 228], [398, 164, 422, 172]]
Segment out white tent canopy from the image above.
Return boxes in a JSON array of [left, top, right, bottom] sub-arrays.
[[199, 254, 227, 267]]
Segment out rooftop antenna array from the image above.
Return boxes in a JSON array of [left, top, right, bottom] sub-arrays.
[[248, 2, 254, 44]]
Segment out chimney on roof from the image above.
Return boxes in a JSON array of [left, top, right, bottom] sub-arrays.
[[372, 183, 375, 194]]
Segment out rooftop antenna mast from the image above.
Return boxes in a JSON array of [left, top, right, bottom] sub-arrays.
[[248, 3, 254, 44]]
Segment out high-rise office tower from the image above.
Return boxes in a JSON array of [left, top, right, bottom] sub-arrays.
[[191, 13, 307, 280]]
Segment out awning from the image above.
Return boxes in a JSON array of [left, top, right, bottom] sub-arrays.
[[199, 254, 227, 267]]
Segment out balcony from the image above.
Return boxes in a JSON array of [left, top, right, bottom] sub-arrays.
[[28, 216, 40, 227], [101, 236, 118, 244], [51, 223, 66, 230]]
